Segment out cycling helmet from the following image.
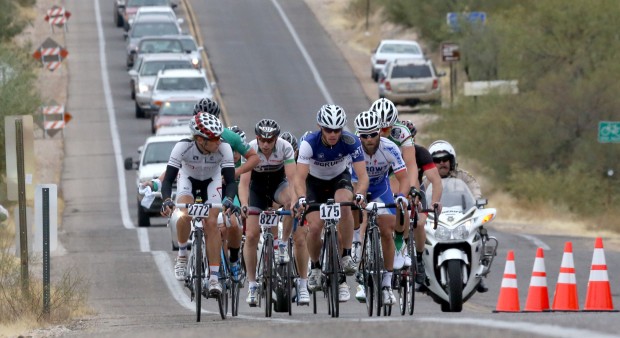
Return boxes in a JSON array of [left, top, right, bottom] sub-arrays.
[[354, 110, 381, 133], [428, 140, 457, 171], [299, 130, 313, 142], [401, 119, 417, 138], [229, 125, 246, 143], [190, 113, 224, 139], [254, 118, 281, 139], [280, 131, 298, 152], [316, 104, 347, 129], [193, 97, 221, 117], [370, 98, 398, 128]]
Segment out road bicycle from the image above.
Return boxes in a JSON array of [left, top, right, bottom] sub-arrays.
[[248, 208, 293, 317], [300, 199, 357, 318], [176, 202, 238, 321]]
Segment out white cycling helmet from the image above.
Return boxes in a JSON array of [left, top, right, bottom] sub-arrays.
[[370, 98, 398, 128], [316, 104, 347, 129], [428, 140, 457, 170], [190, 113, 224, 139], [354, 110, 381, 133]]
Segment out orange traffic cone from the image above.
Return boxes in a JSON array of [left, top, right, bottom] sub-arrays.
[[494, 250, 520, 312], [583, 237, 617, 312], [524, 247, 550, 312], [552, 242, 579, 311]]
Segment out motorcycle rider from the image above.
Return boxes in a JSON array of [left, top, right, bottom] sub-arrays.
[[427, 140, 487, 293]]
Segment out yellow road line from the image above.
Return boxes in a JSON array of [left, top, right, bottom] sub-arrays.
[[180, 0, 231, 126]]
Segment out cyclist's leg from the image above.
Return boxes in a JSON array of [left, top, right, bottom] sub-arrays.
[[175, 173, 194, 248], [227, 196, 243, 264], [205, 178, 223, 293], [274, 181, 293, 263]]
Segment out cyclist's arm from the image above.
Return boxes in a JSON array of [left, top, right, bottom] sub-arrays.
[[425, 167, 443, 205], [295, 162, 309, 198], [222, 166, 237, 201], [401, 144, 420, 190], [351, 160, 369, 197], [235, 148, 259, 179], [283, 161, 297, 210], [238, 170, 250, 207], [161, 165, 180, 201], [393, 168, 410, 197]]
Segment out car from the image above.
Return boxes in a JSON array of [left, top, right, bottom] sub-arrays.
[[129, 54, 195, 116], [127, 35, 186, 68], [378, 58, 445, 107], [116, 0, 176, 29], [156, 123, 190, 136], [151, 99, 196, 134], [125, 5, 183, 31], [124, 134, 187, 227], [370, 39, 424, 82], [177, 35, 204, 69], [148, 68, 214, 117], [124, 15, 183, 67]]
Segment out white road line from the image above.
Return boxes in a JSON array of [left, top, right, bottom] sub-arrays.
[[418, 317, 619, 338], [519, 234, 551, 251]]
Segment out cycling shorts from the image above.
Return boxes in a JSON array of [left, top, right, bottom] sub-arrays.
[[176, 171, 221, 204], [367, 184, 396, 216], [306, 170, 353, 213], [249, 179, 289, 212]]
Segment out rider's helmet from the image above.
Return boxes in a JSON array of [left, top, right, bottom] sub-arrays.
[[190, 113, 224, 139], [428, 140, 457, 171], [255, 118, 281, 139], [370, 98, 398, 128], [193, 97, 221, 117], [401, 119, 417, 139], [316, 104, 347, 129], [299, 130, 314, 143], [354, 110, 381, 133], [229, 125, 246, 143], [280, 131, 298, 152]]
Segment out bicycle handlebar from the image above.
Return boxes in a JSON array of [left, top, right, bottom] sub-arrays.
[[246, 209, 292, 216]]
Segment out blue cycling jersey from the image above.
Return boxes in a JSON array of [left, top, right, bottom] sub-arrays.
[[297, 130, 365, 180]]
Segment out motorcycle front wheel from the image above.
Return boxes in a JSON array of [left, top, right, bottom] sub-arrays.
[[446, 260, 463, 312]]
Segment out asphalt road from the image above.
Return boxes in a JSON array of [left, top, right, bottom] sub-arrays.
[[52, 0, 620, 336]]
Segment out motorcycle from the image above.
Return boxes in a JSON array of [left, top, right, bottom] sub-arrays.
[[421, 177, 499, 312]]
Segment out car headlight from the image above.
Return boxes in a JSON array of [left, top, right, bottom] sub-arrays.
[[138, 83, 150, 93], [435, 224, 469, 241], [191, 58, 199, 66]]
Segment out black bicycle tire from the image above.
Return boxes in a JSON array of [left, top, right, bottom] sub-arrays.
[[264, 236, 273, 318], [194, 228, 203, 322], [286, 257, 292, 315], [362, 230, 374, 317], [231, 279, 239, 316], [218, 254, 228, 320], [399, 270, 407, 315], [407, 229, 416, 315], [371, 227, 382, 317], [329, 228, 340, 317]]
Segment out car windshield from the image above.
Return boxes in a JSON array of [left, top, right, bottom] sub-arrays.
[[380, 43, 421, 55], [157, 77, 207, 91], [141, 60, 193, 76], [127, 0, 168, 6], [139, 39, 184, 53], [179, 38, 197, 52], [391, 64, 432, 78], [427, 178, 476, 211], [142, 141, 176, 165], [131, 22, 178, 38], [159, 101, 195, 116]]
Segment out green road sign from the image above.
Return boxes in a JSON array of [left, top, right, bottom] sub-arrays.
[[598, 121, 620, 143]]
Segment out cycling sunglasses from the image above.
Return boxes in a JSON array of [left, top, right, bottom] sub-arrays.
[[322, 127, 343, 134], [258, 137, 276, 143], [359, 131, 379, 139]]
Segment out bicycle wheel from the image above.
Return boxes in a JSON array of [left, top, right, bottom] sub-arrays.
[[371, 228, 383, 317], [263, 236, 273, 318], [328, 228, 340, 318], [407, 231, 416, 315], [398, 270, 407, 315], [194, 229, 203, 322], [218, 254, 228, 320], [362, 232, 374, 316], [231, 278, 239, 316]]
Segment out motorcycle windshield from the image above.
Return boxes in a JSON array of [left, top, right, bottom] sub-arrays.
[[427, 177, 476, 211]]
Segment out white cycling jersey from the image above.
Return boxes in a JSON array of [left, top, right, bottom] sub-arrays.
[[248, 138, 295, 173], [352, 137, 406, 186], [167, 138, 234, 180], [388, 122, 414, 148]]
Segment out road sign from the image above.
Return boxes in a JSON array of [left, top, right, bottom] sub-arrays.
[[32, 38, 69, 72], [447, 12, 487, 32], [44, 5, 71, 33], [441, 42, 460, 62], [598, 121, 620, 143]]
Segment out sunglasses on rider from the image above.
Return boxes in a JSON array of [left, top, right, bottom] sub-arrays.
[[433, 156, 451, 163], [322, 127, 342, 134], [258, 137, 276, 143], [359, 131, 379, 139]]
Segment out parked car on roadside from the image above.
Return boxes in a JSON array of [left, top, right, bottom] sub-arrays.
[[370, 39, 424, 82], [148, 68, 214, 118], [124, 134, 186, 227], [129, 53, 195, 116], [378, 58, 444, 107]]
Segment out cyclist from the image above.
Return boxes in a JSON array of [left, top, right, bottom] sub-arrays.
[[280, 131, 299, 160], [427, 140, 487, 293], [295, 104, 369, 302], [238, 119, 307, 305], [371, 98, 424, 277], [352, 110, 409, 305], [160, 113, 239, 296]]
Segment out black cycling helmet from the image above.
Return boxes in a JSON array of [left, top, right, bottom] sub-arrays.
[[229, 125, 246, 143], [193, 97, 220, 117], [280, 131, 298, 152], [401, 119, 417, 138], [255, 118, 281, 139]]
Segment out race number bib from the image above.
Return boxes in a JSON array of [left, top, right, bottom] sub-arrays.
[[188, 204, 210, 217], [320, 203, 341, 221], [259, 212, 279, 228]]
